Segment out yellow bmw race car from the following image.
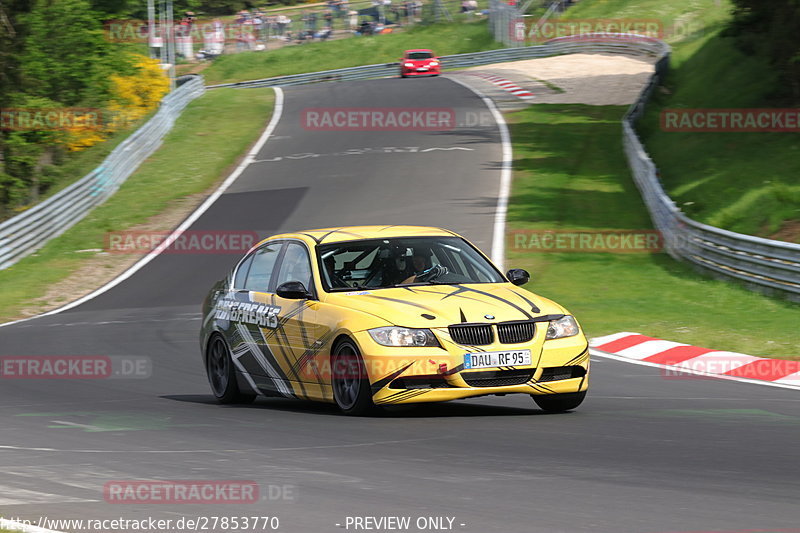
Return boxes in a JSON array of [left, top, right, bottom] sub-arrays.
[[200, 226, 589, 415]]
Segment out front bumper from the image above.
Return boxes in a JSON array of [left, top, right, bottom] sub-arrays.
[[401, 67, 440, 76], [352, 330, 589, 405]]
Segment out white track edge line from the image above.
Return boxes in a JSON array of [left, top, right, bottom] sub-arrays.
[[0, 87, 285, 329], [446, 76, 512, 271], [590, 348, 800, 392]]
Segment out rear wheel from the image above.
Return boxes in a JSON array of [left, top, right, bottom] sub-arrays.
[[206, 335, 256, 404], [532, 391, 586, 412], [332, 340, 376, 416]]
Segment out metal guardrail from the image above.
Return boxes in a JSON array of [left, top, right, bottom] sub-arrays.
[[5, 34, 797, 300], [207, 34, 664, 89], [0, 75, 205, 270], [622, 41, 800, 301], [211, 33, 800, 300]]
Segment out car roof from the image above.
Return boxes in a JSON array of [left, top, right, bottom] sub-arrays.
[[261, 225, 460, 246], [404, 49, 434, 53]]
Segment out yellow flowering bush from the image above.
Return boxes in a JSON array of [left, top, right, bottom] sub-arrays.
[[63, 55, 169, 151]]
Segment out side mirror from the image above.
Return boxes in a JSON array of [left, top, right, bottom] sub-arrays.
[[506, 268, 530, 286], [276, 281, 311, 299]]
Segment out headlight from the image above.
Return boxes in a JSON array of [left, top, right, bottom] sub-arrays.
[[545, 315, 580, 340], [429, 61, 439, 66], [368, 327, 440, 347], [404, 62, 414, 67]]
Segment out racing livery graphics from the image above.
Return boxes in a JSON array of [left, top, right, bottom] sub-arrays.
[[200, 226, 589, 415]]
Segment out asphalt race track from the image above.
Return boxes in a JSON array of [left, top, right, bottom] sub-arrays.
[[1, 77, 799, 533]]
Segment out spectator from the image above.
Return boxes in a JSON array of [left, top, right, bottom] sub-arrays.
[[276, 14, 290, 36], [357, 19, 373, 35], [323, 10, 333, 28], [348, 10, 359, 31], [252, 13, 264, 41]]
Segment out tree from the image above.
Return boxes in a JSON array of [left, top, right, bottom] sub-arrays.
[[728, 0, 800, 102], [18, 0, 120, 106]]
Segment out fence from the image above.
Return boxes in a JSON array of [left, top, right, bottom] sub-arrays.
[[170, 0, 485, 59], [488, 0, 522, 47], [0, 75, 205, 270]]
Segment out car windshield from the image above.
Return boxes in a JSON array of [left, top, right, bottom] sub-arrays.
[[317, 236, 505, 291], [407, 52, 433, 60]]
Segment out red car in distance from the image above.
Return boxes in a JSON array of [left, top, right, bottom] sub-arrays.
[[400, 49, 441, 78]]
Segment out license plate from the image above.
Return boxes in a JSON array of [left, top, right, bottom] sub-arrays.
[[417, 67, 428, 71], [463, 350, 531, 369]]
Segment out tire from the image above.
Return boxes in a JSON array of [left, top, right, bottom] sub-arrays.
[[532, 391, 586, 412], [206, 335, 256, 404], [331, 340, 376, 416]]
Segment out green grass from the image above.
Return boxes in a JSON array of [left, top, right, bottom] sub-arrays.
[[200, 20, 502, 85], [562, 0, 732, 46], [563, 0, 800, 239], [638, 32, 800, 239], [0, 88, 275, 323], [506, 104, 800, 359]]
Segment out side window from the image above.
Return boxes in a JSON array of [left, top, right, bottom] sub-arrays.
[[275, 242, 313, 291], [233, 254, 255, 289], [244, 243, 282, 292]]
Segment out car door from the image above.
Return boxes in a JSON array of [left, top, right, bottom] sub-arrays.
[[269, 241, 326, 399], [226, 241, 294, 397]]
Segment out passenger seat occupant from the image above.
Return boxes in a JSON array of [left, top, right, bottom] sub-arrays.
[[324, 255, 349, 288]]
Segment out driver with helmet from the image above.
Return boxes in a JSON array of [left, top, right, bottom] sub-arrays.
[[400, 246, 447, 284]]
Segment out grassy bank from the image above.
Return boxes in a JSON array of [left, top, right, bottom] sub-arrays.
[[637, 33, 800, 240], [200, 20, 501, 85], [562, 0, 732, 45], [562, 0, 799, 241], [0, 88, 275, 323], [506, 104, 799, 359]]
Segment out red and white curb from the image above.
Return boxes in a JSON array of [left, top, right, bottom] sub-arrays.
[[590, 332, 800, 390], [464, 73, 534, 100]]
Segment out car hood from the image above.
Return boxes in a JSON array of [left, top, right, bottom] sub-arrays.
[[323, 283, 566, 329]]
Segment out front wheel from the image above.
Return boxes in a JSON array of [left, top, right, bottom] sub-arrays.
[[532, 391, 586, 412], [332, 340, 376, 416], [206, 335, 256, 404]]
